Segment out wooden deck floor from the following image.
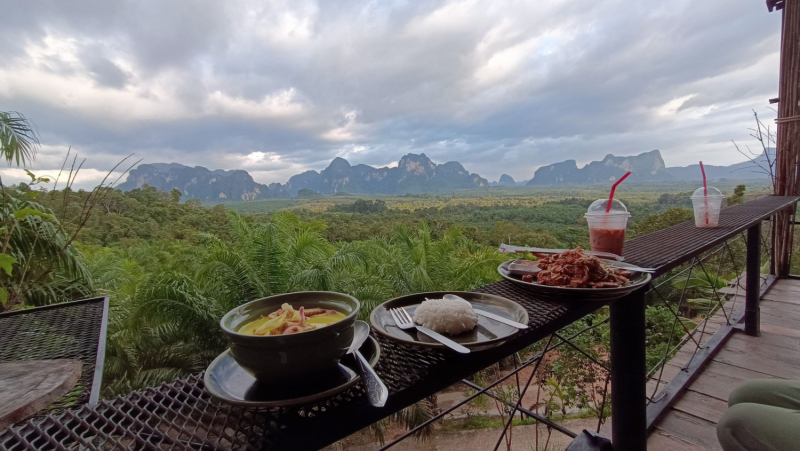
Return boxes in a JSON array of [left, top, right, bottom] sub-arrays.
[[647, 278, 800, 451]]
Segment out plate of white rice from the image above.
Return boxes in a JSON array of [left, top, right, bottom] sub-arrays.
[[369, 291, 528, 351]]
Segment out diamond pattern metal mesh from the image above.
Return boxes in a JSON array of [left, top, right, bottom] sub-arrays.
[[0, 298, 107, 416]]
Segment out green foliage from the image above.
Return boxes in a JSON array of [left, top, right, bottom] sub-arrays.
[[329, 199, 388, 214], [1, 186, 92, 309], [632, 207, 694, 237], [673, 272, 728, 291], [0, 111, 39, 166], [38, 186, 231, 247], [540, 313, 610, 421], [489, 221, 561, 248], [0, 253, 16, 275], [657, 191, 693, 207], [643, 306, 690, 371], [297, 188, 322, 199], [728, 184, 746, 205]]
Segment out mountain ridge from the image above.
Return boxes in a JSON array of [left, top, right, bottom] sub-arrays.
[[118, 150, 770, 201], [283, 152, 488, 196], [118, 153, 489, 201], [527, 149, 769, 185]]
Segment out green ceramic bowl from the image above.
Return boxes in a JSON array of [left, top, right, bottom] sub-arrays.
[[220, 292, 360, 384]]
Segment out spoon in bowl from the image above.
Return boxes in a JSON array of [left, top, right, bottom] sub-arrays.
[[348, 321, 388, 407]]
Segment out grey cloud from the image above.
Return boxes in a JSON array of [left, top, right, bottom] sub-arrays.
[[80, 47, 130, 88], [0, 0, 784, 188]]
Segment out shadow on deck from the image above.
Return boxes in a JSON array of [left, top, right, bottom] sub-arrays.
[[647, 278, 800, 450]]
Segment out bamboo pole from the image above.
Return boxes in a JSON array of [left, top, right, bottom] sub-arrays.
[[774, 0, 800, 276]]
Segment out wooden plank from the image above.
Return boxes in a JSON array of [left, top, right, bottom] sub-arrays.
[[760, 307, 800, 326], [0, 360, 82, 430], [687, 360, 782, 401], [761, 293, 800, 306], [671, 390, 729, 424], [727, 329, 800, 352], [646, 278, 800, 448], [648, 429, 707, 451], [761, 297, 800, 310], [761, 322, 800, 338], [762, 283, 800, 294], [647, 322, 736, 431], [725, 332, 800, 356], [648, 363, 682, 398], [760, 299, 800, 316], [656, 410, 723, 451], [762, 288, 800, 301], [710, 345, 800, 379], [773, 279, 800, 289]]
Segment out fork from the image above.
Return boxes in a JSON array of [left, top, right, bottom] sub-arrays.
[[389, 307, 470, 354]]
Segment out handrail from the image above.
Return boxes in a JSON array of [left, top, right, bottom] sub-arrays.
[[624, 195, 800, 276], [613, 195, 800, 450]]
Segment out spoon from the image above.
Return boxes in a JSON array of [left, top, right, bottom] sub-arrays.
[[348, 320, 388, 407], [443, 294, 528, 329]]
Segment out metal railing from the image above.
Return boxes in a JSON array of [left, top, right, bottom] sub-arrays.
[[379, 212, 789, 450]]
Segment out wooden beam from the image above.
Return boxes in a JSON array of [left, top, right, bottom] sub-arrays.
[[773, 0, 800, 275]]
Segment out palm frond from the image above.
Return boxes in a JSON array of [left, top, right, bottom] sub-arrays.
[[0, 111, 39, 166]]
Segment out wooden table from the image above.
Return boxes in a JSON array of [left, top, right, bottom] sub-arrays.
[[0, 360, 82, 430]]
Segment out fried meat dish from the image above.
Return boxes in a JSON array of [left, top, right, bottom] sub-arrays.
[[536, 248, 631, 288]]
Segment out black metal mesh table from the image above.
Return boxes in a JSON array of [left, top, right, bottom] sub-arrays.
[[0, 282, 605, 450], [1, 197, 797, 451], [0, 297, 108, 415]]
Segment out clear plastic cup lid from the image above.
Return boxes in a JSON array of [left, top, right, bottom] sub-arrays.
[[690, 187, 723, 198], [585, 198, 630, 216]]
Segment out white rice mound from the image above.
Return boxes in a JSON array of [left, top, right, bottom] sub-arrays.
[[413, 297, 478, 335]]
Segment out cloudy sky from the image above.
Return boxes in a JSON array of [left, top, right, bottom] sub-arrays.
[[0, 0, 783, 188]]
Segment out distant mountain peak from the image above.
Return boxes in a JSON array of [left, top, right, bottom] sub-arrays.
[[117, 163, 288, 201], [498, 174, 516, 186], [525, 148, 769, 186], [528, 150, 669, 185], [283, 153, 487, 196], [327, 157, 352, 169], [399, 153, 436, 174]]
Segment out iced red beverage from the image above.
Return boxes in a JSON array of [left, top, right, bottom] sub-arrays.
[[589, 228, 626, 256], [584, 199, 630, 257]]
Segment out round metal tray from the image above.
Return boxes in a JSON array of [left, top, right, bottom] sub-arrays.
[[498, 260, 651, 302], [370, 291, 528, 351]]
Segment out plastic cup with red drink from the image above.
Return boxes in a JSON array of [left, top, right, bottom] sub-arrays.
[[584, 199, 630, 257]]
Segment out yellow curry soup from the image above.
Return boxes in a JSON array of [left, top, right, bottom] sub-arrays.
[[238, 303, 346, 336]]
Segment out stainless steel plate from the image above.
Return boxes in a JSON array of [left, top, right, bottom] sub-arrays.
[[370, 291, 529, 351], [497, 260, 651, 302], [204, 336, 380, 408]]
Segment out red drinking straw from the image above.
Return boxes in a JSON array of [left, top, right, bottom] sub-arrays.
[[700, 161, 709, 224], [606, 171, 632, 213]]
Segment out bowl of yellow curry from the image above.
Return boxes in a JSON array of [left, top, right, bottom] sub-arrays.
[[220, 291, 360, 383]]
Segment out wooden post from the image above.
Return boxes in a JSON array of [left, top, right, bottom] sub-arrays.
[[773, 0, 800, 276]]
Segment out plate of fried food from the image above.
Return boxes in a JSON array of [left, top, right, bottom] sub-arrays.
[[498, 248, 651, 302]]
